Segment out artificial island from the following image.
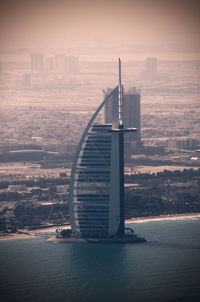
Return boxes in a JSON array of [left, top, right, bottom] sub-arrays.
[[48, 59, 146, 244]]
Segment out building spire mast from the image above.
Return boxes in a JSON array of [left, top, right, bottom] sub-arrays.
[[118, 58, 123, 127]]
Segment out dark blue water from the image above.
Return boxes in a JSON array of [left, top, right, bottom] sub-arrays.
[[0, 219, 200, 302]]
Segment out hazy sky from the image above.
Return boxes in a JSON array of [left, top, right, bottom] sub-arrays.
[[0, 0, 200, 52]]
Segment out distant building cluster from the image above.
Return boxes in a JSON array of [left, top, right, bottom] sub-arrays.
[[22, 53, 80, 89], [30, 53, 80, 74], [167, 138, 200, 150]]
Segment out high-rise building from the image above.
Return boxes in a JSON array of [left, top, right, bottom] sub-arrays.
[[30, 53, 44, 72], [141, 57, 157, 80], [145, 57, 157, 75], [69, 60, 143, 240], [103, 87, 141, 148]]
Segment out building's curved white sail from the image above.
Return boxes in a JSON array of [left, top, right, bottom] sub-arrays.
[[69, 86, 123, 238]]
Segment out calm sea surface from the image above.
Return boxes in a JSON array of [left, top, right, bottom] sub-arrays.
[[0, 219, 200, 302]]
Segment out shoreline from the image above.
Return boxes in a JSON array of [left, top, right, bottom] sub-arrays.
[[1, 213, 200, 241], [126, 212, 200, 224]]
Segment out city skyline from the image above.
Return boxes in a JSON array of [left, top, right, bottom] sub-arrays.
[[0, 1, 200, 300]]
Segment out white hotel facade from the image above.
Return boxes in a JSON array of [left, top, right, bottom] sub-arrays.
[[69, 60, 136, 238]]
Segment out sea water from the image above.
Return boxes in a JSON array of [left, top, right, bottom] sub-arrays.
[[0, 218, 200, 302]]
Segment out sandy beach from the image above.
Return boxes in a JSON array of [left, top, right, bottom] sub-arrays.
[[126, 213, 200, 224], [0, 225, 70, 241], [1, 213, 200, 240], [0, 232, 37, 241]]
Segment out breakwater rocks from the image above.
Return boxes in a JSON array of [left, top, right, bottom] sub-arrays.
[[47, 235, 146, 244]]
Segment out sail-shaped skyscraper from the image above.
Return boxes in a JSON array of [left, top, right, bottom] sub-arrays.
[[68, 60, 145, 242]]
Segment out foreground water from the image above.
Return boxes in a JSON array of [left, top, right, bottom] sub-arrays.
[[0, 218, 200, 302]]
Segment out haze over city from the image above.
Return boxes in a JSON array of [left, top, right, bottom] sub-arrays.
[[0, 0, 200, 236], [0, 0, 200, 56], [0, 1, 200, 302]]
